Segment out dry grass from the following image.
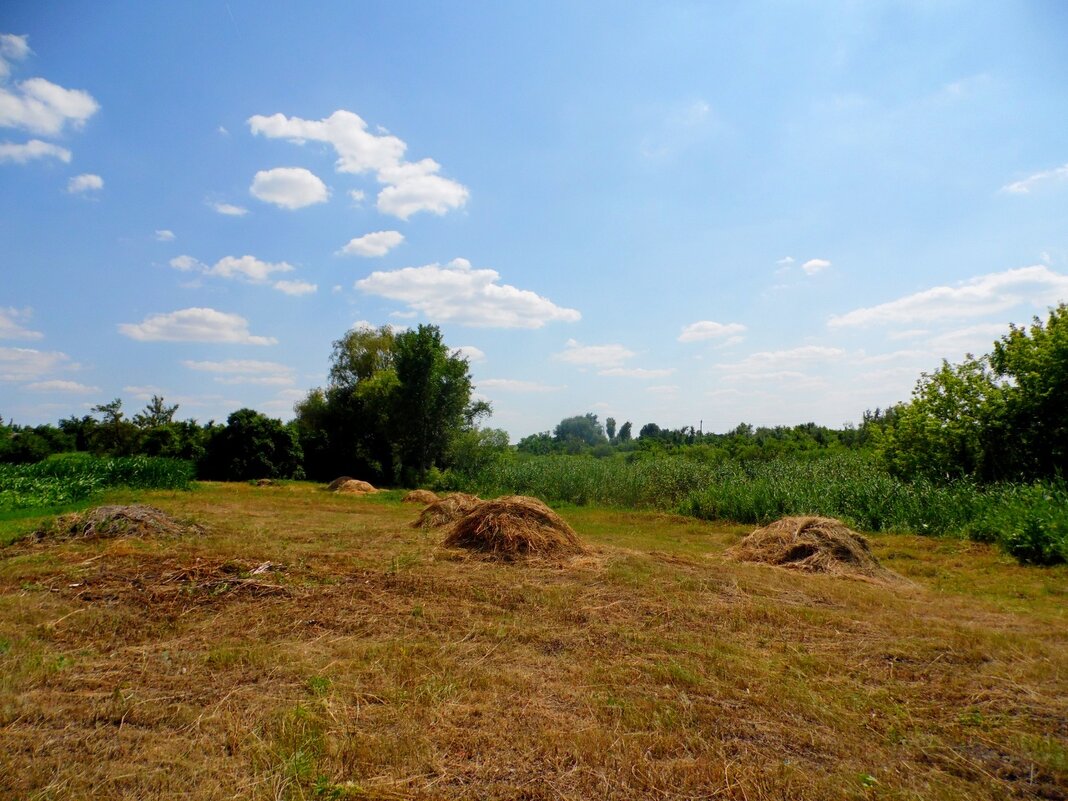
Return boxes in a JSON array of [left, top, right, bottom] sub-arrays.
[[727, 516, 902, 583], [332, 479, 378, 495], [402, 490, 440, 505], [31, 504, 204, 543], [411, 492, 482, 529], [443, 495, 590, 560], [0, 482, 1065, 801]]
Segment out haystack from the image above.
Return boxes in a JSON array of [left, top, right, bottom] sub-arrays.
[[443, 495, 589, 559], [327, 476, 355, 491], [33, 505, 204, 542], [727, 516, 896, 581], [403, 489, 440, 505], [411, 493, 482, 528], [333, 479, 378, 494]]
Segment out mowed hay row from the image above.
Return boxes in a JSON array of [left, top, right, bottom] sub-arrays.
[[443, 495, 590, 559], [412, 492, 482, 528], [727, 515, 901, 582], [30, 504, 204, 543], [402, 489, 440, 504]]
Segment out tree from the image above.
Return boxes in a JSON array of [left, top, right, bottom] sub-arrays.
[[553, 413, 607, 447], [134, 395, 179, 428], [200, 409, 303, 481], [329, 325, 396, 388], [990, 303, 1068, 479], [605, 417, 617, 443], [617, 421, 633, 443], [876, 356, 1005, 481], [90, 398, 138, 455], [638, 422, 662, 440]]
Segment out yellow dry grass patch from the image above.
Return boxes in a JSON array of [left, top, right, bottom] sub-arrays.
[[0, 482, 1064, 800]]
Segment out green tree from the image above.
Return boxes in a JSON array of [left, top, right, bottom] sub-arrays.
[[554, 413, 607, 448], [617, 421, 633, 443], [90, 398, 138, 455], [605, 417, 617, 443], [200, 409, 303, 481], [133, 395, 179, 428], [990, 303, 1068, 479]]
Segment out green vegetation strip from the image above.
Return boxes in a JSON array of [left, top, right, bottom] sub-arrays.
[[0, 454, 194, 512]]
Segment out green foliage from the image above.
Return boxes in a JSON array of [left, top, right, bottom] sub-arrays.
[[295, 324, 486, 484], [200, 409, 304, 482], [0, 454, 194, 511], [966, 483, 1068, 565], [554, 413, 607, 448]]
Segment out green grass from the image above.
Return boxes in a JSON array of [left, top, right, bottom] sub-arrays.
[[467, 452, 1068, 564], [0, 453, 194, 513]]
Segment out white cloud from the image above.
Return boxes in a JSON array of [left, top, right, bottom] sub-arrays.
[[0, 138, 70, 163], [169, 255, 204, 272], [554, 339, 635, 368], [248, 109, 469, 219], [349, 189, 365, 202], [351, 320, 376, 331], [337, 230, 404, 257], [1002, 163, 1068, 194], [477, 378, 564, 393], [208, 255, 294, 282], [0, 307, 43, 340], [0, 76, 99, 136], [716, 345, 846, 373], [273, 279, 317, 296], [801, 258, 831, 275], [0, 346, 73, 381], [123, 384, 167, 400], [0, 34, 31, 79], [828, 266, 1068, 328], [356, 258, 580, 329], [776, 256, 795, 266], [67, 173, 102, 193], [155, 229, 175, 242], [258, 387, 307, 418], [678, 320, 747, 343], [183, 359, 294, 386], [646, 384, 680, 396], [210, 201, 249, 216], [455, 345, 485, 363], [598, 367, 675, 378], [25, 379, 98, 393], [250, 166, 329, 209], [118, 308, 277, 345]]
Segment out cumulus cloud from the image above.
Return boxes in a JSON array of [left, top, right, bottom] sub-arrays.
[[1002, 163, 1068, 194], [0, 345, 73, 381], [678, 320, 747, 343], [208, 255, 294, 282], [828, 266, 1068, 328], [118, 308, 277, 345], [598, 367, 675, 378], [67, 173, 102, 193], [0, 138, 70, 163], [356, 258, 580, 328], [183, 358, 295, 386], [477, 378, 564, 393], [0, 34, 31, 79], [273, 279, 317, 296], [247, 110, 469, 219], [250, 166, 329, 209], [0, 307, 43, 340], [155, 229, 175, 242], [25, 379, 98, 393], [209, 201, 249, 216], [554, 339, 635, 368], [0, 76, 99, 136], [337, 230, 404, 257], [455, 345, 485, 363], [801, 258, 831, 275]]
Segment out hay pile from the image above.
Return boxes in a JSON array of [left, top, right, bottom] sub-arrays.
[[331, 478, 378, 494], [33, 505, 204, 542], [443, 495, 589, 559], [727, 516, 896, 581], [412, 493, 482, 528], [403, 489, 440, 504]]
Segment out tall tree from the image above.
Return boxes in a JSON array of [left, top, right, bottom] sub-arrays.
[[134, 395, 179, 428]]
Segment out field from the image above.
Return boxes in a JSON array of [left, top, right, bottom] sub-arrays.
[[1, 482, 1066, 800]]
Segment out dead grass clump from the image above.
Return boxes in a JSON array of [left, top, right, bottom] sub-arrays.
[[411, 492, 482, 528], [33, 505, 204, 543], [402, 489, 440, 504], [333, 479, 378, 494], [443, 495, 590, 559], [727, 516, 898, 582]]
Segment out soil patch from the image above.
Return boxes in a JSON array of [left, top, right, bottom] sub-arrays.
[[443, 495, 590, 560]]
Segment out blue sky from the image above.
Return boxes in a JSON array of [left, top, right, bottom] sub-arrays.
[[2, 1, 1067, 439]]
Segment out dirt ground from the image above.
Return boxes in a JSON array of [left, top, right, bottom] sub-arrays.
[[1, 482, 1065, 800]]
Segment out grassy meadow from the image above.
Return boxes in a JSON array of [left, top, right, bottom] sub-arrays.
[[1, 481, 1065, 800]]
